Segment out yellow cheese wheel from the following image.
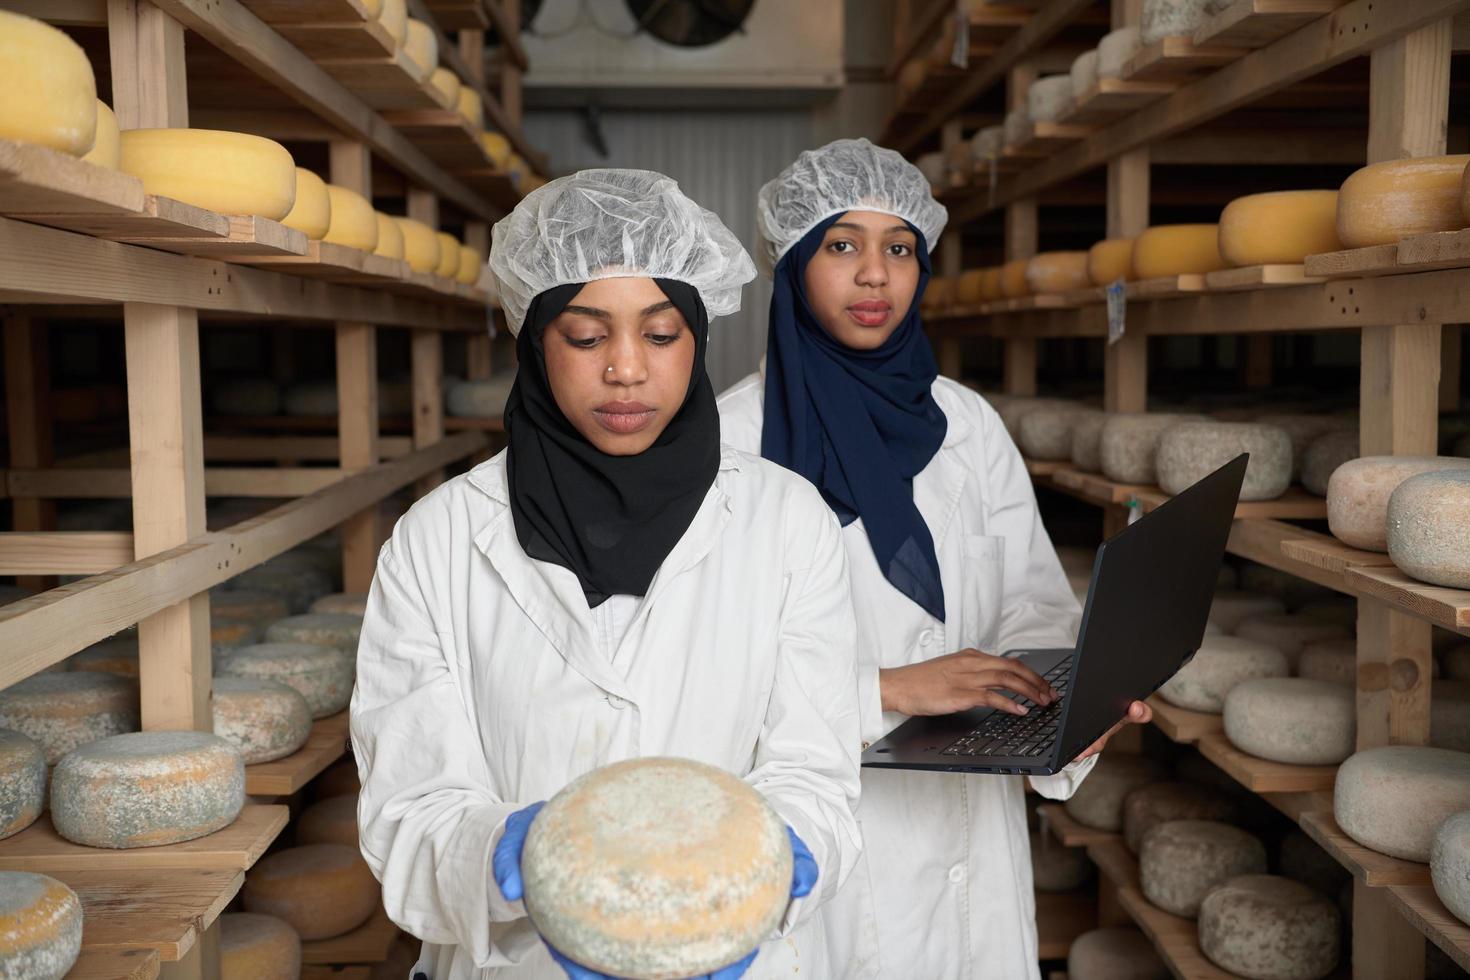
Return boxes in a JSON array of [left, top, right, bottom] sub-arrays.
[[323, 185, 378, 251], [433, 231, 459, 278], [954, 269, 985, 306], [897, 58, 927, 100], [457, 87, 484, 130], [0, 871, 82, 979], [456, 244, 484, 285], [296, 793, 358, 849], [359, 0, 382, 14], [220, 913, 300, 980], [1219, 190, 1342, 265], [118, 129, 296, 220], [979, 266, 1004, 301], [924, 276, 955, 311], [0, 12, 97, 156], [243, 844, 378, 940], [1026, 251, 1090, 294], [373, 212, 404, 259], [80, 101, 119, 169], [377, 0, 407, 45], [395, 217, 441, 272], [403, 18, 437, 77], [281, 168, 331, 240], [1000, 258, 1031, 298], [1132, 224, 1226, 278], [481, 131, 512, 168], [429, 67, 460, 107], [1088, 238, 1134, 285], [1336, 155, 1470, 248]]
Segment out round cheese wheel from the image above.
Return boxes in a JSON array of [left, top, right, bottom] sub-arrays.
[[0, 673, 138, 765], [0, 731, 45, 841], [1071, 49, 1100, 98], [373, 212, 405, 259], [1026, 252, 1091, 294], [323, 186, 378, 252], [212, 379, 281, 417], [954, 270, 985, 306], [1088, 238, 1134, 285], [447, 374, 515, 419], [264, 613, 361, 659], [997, 397, 1073, 438], [297, 793, 358, 850], [1198, 875, 1340, 979], [1070, 412, 1109, 472], [1098, 27, 1142, 78], [1030, 829, 1093, 892], [916, 151, 948, 192], [1432, 680, 1470, 753], [68, 636, 139, 677], [1027, 75, 1073, 124], [244, 844, 378, 940], [377, 0, 407, 44], [1224, 678, 1355, 765], [999, 258, 1031, 298], [219, 643, 352, 720], [1099, 413, 1207, 485], [1002, 108, 1029, 149], [1337, 155, 1470, 248], [1302, 430, 1358, 496], [1064, 753, 1169, 831], [1019, 406, 1100, 461], [1066, 927, 1168, 980], [402, 19, 438, 77], [395, 217, 441, 273], [896, 58, 927, 100], [457, 87, 484, 130], [970, 126, 1004, 163], [212, 590, 291, 628], [0, 871, 83, 980], [1388, 470, 1470, 589], [212, 677, 312, 765], [1133, 224, 1227, 278], [281, 168, 330, 240], [118, 129, 296, 220], [1218, 190, 1342, 267], [220, 912, 301, 980], [522, 757, 791, 979], [1432, 809, 1470, 927], [0, 12, 97, 156], [212, 616, 262, 652], [80, 101, 119, 170], [1327, 456, 1470, 552], [925, 276, 956, 312], [1159, 636, 1289, 713], [978, 265, 1005, 301], [1336, 745, 1470, 860], [481, 131, 513, 169], [428, 67, 460, 107], [1234, 613, 1350, 670], [51, 731, 244, 848], [1123, 782, 1240, 854], [1255, 413, 1352, 480], [1157, 421, 1293, 501], [1296, 638, 1357, 685], [314, 757, 361, 798], [310, 593, 368, 617], [1142, 0, 1211, 43], [1140, 820, 1267, 918], [1207, 590, 1286, 635], [455, 244, 484, 285]]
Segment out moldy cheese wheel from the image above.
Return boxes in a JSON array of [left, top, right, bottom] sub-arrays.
[[1087, 238, 1134, 285], [0, 871, 83, 980], [118, 129, 296, 220], [1337, 155, 1470, 247], [220, 912, 301, 980], [1132, 224, 1226, 278], [281, 168, 331, 241], [243, 844, 378, 940], [0, 11, 97, 156], [0, 730, 45, 841], [1025, 252, 1090, 294], [1219, 190, 1342, 266], [323, 186, 379, 252]]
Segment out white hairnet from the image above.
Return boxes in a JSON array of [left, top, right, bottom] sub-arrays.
[[488, 168, 756, 334], [755, 137, 949, 273]]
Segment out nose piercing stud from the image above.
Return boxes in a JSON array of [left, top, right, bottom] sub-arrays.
[[606, 366, 614, 373]]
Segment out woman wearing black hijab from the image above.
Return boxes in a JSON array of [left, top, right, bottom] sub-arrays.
[[349, 170, 864, 980]]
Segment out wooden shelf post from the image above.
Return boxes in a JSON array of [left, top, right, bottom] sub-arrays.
[[1002, 63, 1040, 397], [937, 119, 965, 379], [4, 315, 57, 593], [463, 221, 494, 381], [407, 188, 446, 492]]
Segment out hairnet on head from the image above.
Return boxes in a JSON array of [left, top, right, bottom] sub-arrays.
[[755, 137, 949, 273], [488, 168, 757, 334]]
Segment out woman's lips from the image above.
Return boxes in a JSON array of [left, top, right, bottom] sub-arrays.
[[593, 402, 657, 434], [846, 300, 892, 327]]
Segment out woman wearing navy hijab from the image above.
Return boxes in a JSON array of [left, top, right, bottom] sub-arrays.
[[718, 138, 1150, 979]]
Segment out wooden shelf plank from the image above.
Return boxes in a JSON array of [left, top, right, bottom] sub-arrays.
[[1385, 884, 1470, 973], [60, 868, 244, 962], [1122, 36, 1249, 83], [1085, 836, 1141, 890], [1148, 693, 1223, 744], [453, 168, 523, 212], [1134, 485, 1327, 521], [1303, 243, 1399, 279], [1197, 733, 1338, 792], [1204, 263, 1324, 291], [301, 907, 399, 964], [381, 110, 490, 172], [67, 947, 161, 980], [0, 805, 286, 872], [1391, 227, 1470, 274], [1344, 564, 1470, 634], [1025, 458, 1075, 478], [117, 213, 308, 259], [1035, 890, 1097, 960], [1038, 803, 1121, 848], [1050, 468, 1151, 506], [1008, 121, 1097, 156], [1059, 77, 1178, 126], [1300, 811, 1432, 887], [0, 139, 145, 217], [1195, 0, 1346, 50], [425, 0, 489, 29], [1126, 274, 1207, 299], [245, 710, 351, 797], [1116, 883, 1241, 979], [275, 19, 397, 61], [317, 50, 444, 111], [1227, 519, 1354, 595], [302, 966, 373, 980], [1279, 535, 1394, 576], [236, 0, 375, 23]]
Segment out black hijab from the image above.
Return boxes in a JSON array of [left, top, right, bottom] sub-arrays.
[[503, 278, 720, 607]]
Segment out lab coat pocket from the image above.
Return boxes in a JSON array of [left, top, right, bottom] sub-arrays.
[[960, 534, 1005, 655]]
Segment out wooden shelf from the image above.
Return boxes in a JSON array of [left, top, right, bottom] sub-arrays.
[[1059, 77, 1177, 126], [445, 415, 506, 433], [1278, 534, 1395, 577], [67, 947, 161, 980], [0, 805, 286, 873], [1203, 263, 1323, 291], [1035, 889, 1097, 960], [1121, 36, 1248, 83], [1308, 229, 1470, 281], [1037, 803, 1121, 848], [1050, 468, 1151, 507], [1344, 565, 1470, 635], [58, 868, 244, 963], [1007, 121, 1097, 157], [381, 110, 491, 172], [1300, 811, 1433, 887], [245, 711, 351, 797], [1134, 485, 1327, 520], [1197, 733, 1339, 793], [1195, 0, 1347, 50], [302, 967, 372, 980], [1385, 884, 1470, 973], [1125, 274, 1207, 299], [302, 907, 399, 964], [1147, 693, 1223, 744]]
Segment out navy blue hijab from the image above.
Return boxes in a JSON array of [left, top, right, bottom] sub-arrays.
[[760, 214, 948, 621]]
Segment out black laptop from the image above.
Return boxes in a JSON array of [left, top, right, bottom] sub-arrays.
[[861, 453, 1247, 776]]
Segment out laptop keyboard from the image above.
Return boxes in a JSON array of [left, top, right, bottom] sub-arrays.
[[939, 657, 1073, 758]]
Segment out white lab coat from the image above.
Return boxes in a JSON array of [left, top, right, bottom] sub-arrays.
[[718, 372, 1094, 980], [350, 447, 864, 980]]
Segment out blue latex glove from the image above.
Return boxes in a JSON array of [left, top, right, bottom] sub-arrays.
[[494, 803, 818, 980]]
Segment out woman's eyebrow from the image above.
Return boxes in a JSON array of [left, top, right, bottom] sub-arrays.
[[562, 304, 611, 319], [828, 221, 912, 235], [640, 300, 675, 316]]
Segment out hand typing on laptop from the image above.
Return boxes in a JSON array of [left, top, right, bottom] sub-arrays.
[[879, 649, 1059, 717]]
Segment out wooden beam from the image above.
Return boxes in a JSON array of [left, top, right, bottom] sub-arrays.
[[0, 533, 135, 575], [107, 0, 189, 129], [6, 468, 350, 498], [886, 0, 952, 79], [1354, 882, 1427, 980], [201, 435, 413, 461], [481, 0, 528, 72], [412, 330, 445, 493], [1104, 146, 1149, 414], [4, 316, 57, 592]]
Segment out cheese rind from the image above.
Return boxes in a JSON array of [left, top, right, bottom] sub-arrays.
[[1123, 782, 1240, 854], [323, 186, 379, 252], [310, 593, 369, 617], [1233, 612, 1349, 670], [244, 844, 378, 940], [1219, 190, 1342, 266], [1027, 75, 1073, 124], [212, 677, 312, 765], [50, 731, 245, 849], [119, 129, 297, 220], [0, 12, 97, 156], [1020, 407, 1100, 462], [1158, 636, 1289, 713], [1025, 252, 1091, 294], [80, 101, 119, 170], [1431, 809, 1470, 927], [0, 871, 83, 980], [1335, 745, 1470, 861], [1142, 0, 1212, 44], [264, 613, 362, 660], [457, 87, 484, 130], [1066, 927, 1167, 980], [1157, 422, 1292, 501], [297, 793, 359, 850], [1387, 469, 1470, 589], [402, 19, 438, 77], [1140, 820, 1267, 918], [1071, 49, 1099, 99], [999, 258, 1031, 298], [218, 643, 353, 719], [373, 212, 405, 260], [481, 131, 512, 169], [1302, 430, 1358, 497], [395, 217, 442, 273], [212, 590, 291, 627], [0, 730, 45, 841], [281, 168, 331, 241], [0, 673, 139, 765], [1133, 224, 1227, 278], [1097, 27, 1141, 78], [377, 0, 407, 44], [1064, 753, 1169, 831], [1224, 678, 1356, 765], [1088, 238, 1134, 285], [1337, 155, 1470, 248], [456, 244, 484, 285], [68, 636, 140, 677], [1099, 413, 1206, 485], [429, 67, 460, 108], [1326, 455, 1470, 552], [220, 912, 301, 980], [1198, 875, 1340, 979]]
